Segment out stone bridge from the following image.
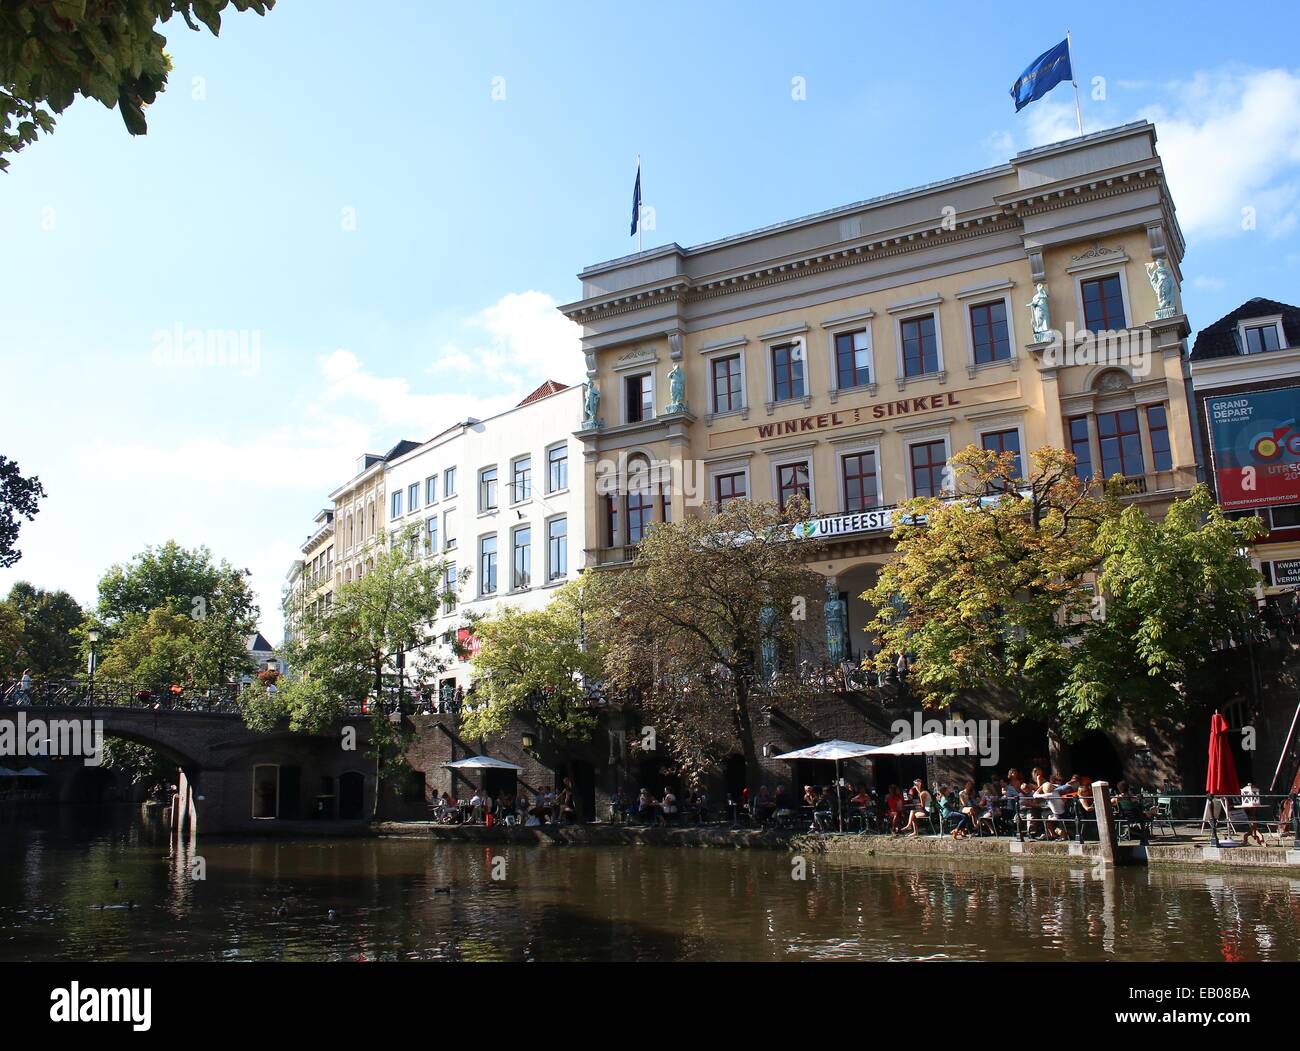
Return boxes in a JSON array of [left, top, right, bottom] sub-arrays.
[[0, 693, 376, 837]]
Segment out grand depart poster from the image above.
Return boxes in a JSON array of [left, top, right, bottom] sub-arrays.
[[1205, 386, 1300, 510]]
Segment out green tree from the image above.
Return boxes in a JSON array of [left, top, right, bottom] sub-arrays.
[[6, 581, 85, 676], [92, 542, 258, 685], [589, 498, 822, 790], [867, 444, 1263, 774], [0, 599, 24, 679], [1, 0, 274, 171], [0, 455, 45, 567], [102, 737, 173, 786], [269, 526, 455, 812], [460, 576, 605, 741]]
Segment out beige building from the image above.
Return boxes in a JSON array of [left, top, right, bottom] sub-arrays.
[[563, 121, 1197, 655], [329, 441, 420, 592]]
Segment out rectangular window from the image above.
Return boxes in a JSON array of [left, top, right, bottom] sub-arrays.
[[1244, 324, 1281, 355], [981, 428, 1024, 480], [969, 300, 1011, 365], [842, 451, 878, 512], [426, 475, 438, 504], [627, 490, 653, 545], [479, 535, 497, 595], [443, 563, 457, 615], [547, 516, 568, 580], [625, 372, 653, 422], [909, 440, 947, 498], [391, 490, 403, 518], [1097, 408, 1144, 478], [547, 444, 568, 492], [834, 330, 871, 390], [604, 494, 619, 548], [777, 461, 811, 510], [658, 488, 672, 524], [408, 483, 420, 513], [425, 516, 438, 555], [712, 354, 743, 414], [901, 314, 939, 377], [443, 510, 456, 551], [1270, 504, 1300, 529], [1081, 274, 1126, 331], [479, 466, 498, 511], [1146, 404, 1172, 472], [512, 526, 531, 589], [444, 467, 457, 497], [771, 343, 805, 402], [1069, 415, 1093, 481], [512, 456, 531, 503], [715, 471, 747, 504]]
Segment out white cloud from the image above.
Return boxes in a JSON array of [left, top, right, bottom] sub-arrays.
[[992, 67, 1300, 240], [427, 289, 584, 388]]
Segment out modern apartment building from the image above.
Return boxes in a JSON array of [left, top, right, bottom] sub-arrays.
[[382, 380, 586, 702]]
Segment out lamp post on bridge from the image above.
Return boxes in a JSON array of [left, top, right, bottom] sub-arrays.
[[87, 627, 100, 705]]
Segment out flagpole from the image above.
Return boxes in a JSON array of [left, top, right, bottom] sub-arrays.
[[1067, 29, 1084, 136], [634, 154, 643, 253]]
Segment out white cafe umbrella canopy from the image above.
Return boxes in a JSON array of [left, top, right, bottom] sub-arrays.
[[865, 732, 976, 757], [773, 740, 878, 833], [0, 767, 20, 777], [16, 767, 48, 776], [442, 755, 524, 772]]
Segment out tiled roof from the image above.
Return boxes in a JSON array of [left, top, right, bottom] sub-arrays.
[[1190, 297, 1300, 361], [516, 379, 570, 406]]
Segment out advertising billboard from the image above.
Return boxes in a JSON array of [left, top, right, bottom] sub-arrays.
[[1205, 386, 1300, 510]]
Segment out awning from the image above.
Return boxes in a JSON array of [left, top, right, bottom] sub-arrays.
[[773, 740, 878, 761], [443, 755, 524, 772], [865, 732, 976, 757]]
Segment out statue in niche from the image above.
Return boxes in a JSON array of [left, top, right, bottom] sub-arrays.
[[666, 361, 687, 413], [823, 578, 848, 666], [582, 380, 602, 430], [759, 605, 778, 683], [1028, 282, 1052, 341], [1146, 259, 1177, 319]]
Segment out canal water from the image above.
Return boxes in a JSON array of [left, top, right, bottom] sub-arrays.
[[2, 808, 1298, 961]]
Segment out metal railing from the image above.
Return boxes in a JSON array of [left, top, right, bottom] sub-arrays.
[[0, 678, 369, 718]]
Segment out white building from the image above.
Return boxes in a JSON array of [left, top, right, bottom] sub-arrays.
[[382, 380, 587, 702]]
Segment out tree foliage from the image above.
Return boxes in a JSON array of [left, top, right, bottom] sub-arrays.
[[867, 444, 1264, 750], [0, 455, 46, 567], [92, 541, 258, 685], [0, 0, 274, 171], [460, 576, 605, 741], [5, 581, 85, 676], [589, 498, 823, 789], [0, 599, 24, 679]]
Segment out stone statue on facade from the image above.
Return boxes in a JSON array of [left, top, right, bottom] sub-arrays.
[[823, 578, 848, 666], [582, 380, 602, 430], [1146, 259, 1177, 319], [666, 361, 687, 413], [759, 605, 778, 683], [1028, 282, 1052, 341]]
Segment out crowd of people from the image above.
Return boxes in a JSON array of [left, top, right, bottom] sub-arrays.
[[431, 777, 581, 827]]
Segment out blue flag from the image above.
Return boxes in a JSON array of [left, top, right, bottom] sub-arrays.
[[630, 163, 641, 236], [1010, 38, 1072, 112]]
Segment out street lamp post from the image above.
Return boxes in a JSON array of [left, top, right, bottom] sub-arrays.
[[87, 627, 100, 705]]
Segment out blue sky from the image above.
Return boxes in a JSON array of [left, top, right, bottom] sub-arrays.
[[3, 0, 1299, 642]]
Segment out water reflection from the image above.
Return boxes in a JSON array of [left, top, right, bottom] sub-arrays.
[[2, 808, 1298, 961]]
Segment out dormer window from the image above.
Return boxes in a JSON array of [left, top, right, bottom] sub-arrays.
[[1243, 322, 1282, 355]]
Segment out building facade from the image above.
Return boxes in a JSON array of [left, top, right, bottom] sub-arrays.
[[564, 121, 1197, 657], [382, 381, 587, 702], [328, 441, 420, 592], [1189, 297, 1300, 606]]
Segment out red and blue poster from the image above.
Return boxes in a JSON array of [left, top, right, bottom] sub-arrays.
[[1206, 386, 1300, 510]]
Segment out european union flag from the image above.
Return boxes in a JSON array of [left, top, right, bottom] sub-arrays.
[[630, 163, 641, 237], [1010, 38, 1073, 112]]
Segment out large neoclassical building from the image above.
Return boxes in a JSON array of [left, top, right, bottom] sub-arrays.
[[563, 121, 1197, 657]]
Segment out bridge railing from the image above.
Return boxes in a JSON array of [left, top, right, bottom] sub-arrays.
[[1, 678, 371, 717]]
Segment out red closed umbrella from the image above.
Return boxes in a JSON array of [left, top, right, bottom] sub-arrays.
[[1206, 711, 1240, 796]]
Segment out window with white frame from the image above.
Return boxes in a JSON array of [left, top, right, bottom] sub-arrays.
[[390, 490, 404, 518], [478, 466, 498, 511], [443, 509, 456, 551], [900, 314, 941, 378], [425, 474, 438, 504], [1239, 320, 1284, 355], [711, 353, 744, 414], [770, 342, 806, 402], [408, 482, 420, 513], [478, 534, 497, 595], [444, 466, 457, 497], [624, 372, 653, 423], [546, 443, 568, 492], [1080, 273, 1127, 331], [511, 525, 531, 589], [833, 329, 872, 390], [512, 455, 532, 503], [968, 300, 1011, 365], [547, 516, 568, 580]]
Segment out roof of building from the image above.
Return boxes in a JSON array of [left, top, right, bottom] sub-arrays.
[[382, 439, 422, 461], [1190, 298, 1300, 361], [245, 631, 275, 655], [516, 379, 571, 406]]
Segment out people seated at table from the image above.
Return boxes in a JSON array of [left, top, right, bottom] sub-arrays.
[[885, 784, 905, 833], [802, 784, 818, 807], [1115, 780, 1155, 839], [901, 779, 933, 837], [607, 787, 626, 824], [812, 786, 837, 832], [977, 784, 999, 836], [662, 787, 679, 825], [753, 785, 776, 827], [772, 785, 796, 825]]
